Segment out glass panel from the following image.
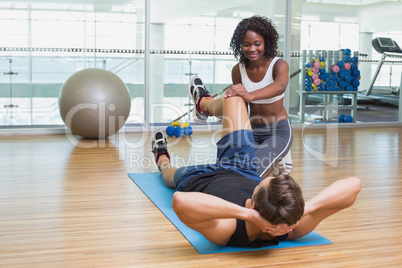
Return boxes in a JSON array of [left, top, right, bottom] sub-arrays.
[[149, 0, 287, 125], [1, 0, 400, 128], [0, 2, 145, 127], [0, 8, 30, 125], [0, 9, 28, 47], [0, 56, 31, 126], [291, 0, 402, 124]]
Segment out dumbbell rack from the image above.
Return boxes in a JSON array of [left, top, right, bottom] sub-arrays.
[[299, 50, 358, 123], [299, 90, 357, 122]]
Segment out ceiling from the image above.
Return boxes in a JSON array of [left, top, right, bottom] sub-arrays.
[[0, 0, 400, 32], [1, 0, 399, 9], [303, 0, 400, 4]]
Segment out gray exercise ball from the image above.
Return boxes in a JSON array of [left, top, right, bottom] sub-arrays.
[[59, 68, 131, 139]]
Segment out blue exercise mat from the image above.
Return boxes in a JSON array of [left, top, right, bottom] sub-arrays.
[[128, 172, 332, 254]]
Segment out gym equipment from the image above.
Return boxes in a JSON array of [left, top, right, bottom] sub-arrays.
[[338, 114, 346, 122], [343, 115, 353, 123], [171, 121, 188, 128], [128, 172, 332, 254], [166, 121, 192, 137], [372, 37, 402, 54], [301, 49, 360, 123], [166, 125, 174, 137], [173, 127, 184, 137], [338, 114, 353, 123], [305, 51, 359, 94], [184, 125, 193, 136], [361, 37, 402, 106], [59, 68, 131, 139]]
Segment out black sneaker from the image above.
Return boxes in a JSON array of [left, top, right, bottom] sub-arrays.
[[189, 76, 211, 124], [151, 131, 170, 169]]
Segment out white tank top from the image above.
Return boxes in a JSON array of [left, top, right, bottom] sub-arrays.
[[239, 57, 285, 104]]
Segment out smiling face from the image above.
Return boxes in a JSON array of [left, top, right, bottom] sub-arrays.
[[241, 30, 266, 63]]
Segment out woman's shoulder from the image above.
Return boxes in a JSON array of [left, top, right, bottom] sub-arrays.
[[272, 57, 289, 68], [271, 57, 289, 75], [232, 62, 241, 72]]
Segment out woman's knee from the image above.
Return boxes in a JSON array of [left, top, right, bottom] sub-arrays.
[[224, 95, 245, 108]]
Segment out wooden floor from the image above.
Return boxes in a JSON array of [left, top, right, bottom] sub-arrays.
[[1, 126, 401, 267]]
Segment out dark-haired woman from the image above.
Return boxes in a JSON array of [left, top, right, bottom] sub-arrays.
[[226, 15, 293, 178]]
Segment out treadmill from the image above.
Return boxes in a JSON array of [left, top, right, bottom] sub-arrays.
[[360, 37, 402, 106]]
